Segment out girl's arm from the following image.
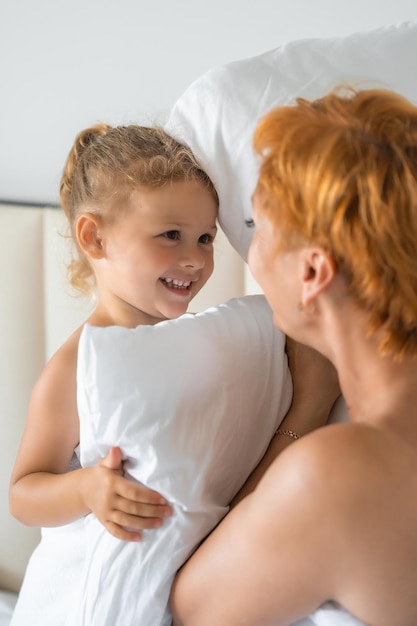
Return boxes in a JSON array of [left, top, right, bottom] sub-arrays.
[[9, 330, 171, 541]]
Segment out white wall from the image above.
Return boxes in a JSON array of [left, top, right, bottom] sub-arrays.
[[1, 0, 416, 205]]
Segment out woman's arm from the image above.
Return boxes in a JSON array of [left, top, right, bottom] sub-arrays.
[[231, 338, 340, 506], [170, 340, 342, 624], [171, 431, 340, 626], [9, 331, 171, 540]]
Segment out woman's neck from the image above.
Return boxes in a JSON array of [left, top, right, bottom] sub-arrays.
[[317, 299, 417, 429], [328, 327, 417, 433]]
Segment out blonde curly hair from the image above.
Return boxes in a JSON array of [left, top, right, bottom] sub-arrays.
[[60, 124, 218, 295]]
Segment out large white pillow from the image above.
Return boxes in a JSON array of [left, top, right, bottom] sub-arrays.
[[69, 296, 292, 626], [165, 21, 417, 260]]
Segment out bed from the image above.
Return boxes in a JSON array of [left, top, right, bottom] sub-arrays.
[[0, 592, 17, 626], [1, 19, 417, 626]]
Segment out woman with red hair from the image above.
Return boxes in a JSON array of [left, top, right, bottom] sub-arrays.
[[171, 88, 417, 626]]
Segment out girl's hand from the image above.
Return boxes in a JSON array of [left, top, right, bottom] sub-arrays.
[[81, 446, 172, 541]]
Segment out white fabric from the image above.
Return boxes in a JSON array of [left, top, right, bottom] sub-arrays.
[[69, 295, 292, 626], [0, 590, 17, 626], [10, 520, 85, 626], [165, 20, 417, 261], [292, 603, 367, 626]]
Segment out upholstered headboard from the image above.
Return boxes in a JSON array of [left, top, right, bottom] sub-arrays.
[[0, 206, 87, 591]]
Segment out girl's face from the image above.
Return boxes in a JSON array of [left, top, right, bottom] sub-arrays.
[[95, 180, 218, 327], [248, 202, 302, 336]]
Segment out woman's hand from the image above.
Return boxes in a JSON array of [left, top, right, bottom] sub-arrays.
[[80, 447, 172, 541]]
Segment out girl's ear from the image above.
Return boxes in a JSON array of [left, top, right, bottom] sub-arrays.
[[76, 213, 104, 260], [300, 247, 335, 309]]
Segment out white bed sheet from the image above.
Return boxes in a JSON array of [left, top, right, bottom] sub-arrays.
[[292, 602, 367, 626], [0, 590, 17, 626]]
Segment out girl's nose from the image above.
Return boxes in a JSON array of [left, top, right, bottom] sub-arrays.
[[179, 244, 206, 269]]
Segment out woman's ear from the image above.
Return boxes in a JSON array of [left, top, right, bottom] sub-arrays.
[[76, 213, 104, 260], [300, 248, 335, 308]]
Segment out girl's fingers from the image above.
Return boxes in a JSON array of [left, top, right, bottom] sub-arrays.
[[116, 498, 172, 519], [119, 481, 170, 506], [111, 511, 167, 532], [100, 446, 124, 472], [105, 520, 143, 542]]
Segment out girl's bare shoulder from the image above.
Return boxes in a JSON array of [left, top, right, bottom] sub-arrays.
[[30, 325, 85, 403]]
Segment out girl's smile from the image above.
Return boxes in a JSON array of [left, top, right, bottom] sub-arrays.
[[160, 277, 193, 294]]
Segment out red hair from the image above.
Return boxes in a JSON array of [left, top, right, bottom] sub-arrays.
[[254, 88, 417, 359]]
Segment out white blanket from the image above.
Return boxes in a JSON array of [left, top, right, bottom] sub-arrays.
[[10, 520, 85, 626], [69, 295, 361, 626], [0, 590, 17, 626], [293, 604, 367, 626], [69, 296, 292, 625], [10, 296, 359, 626]]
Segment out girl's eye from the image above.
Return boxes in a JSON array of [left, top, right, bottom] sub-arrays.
[[163, 230, 180, 241], [199, 233, 214, 244]]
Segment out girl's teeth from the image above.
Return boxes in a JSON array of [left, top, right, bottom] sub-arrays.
[[162, 278, 191, 289]]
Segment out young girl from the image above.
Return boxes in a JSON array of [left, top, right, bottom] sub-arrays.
[[8, 123, 219, 623], [9, 122, 338, 626]]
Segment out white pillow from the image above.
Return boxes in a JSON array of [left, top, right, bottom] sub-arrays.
[[69, 295, 292, 626], [165, 21, 417, 260]]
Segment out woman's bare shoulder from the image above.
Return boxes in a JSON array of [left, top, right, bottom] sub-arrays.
[[248, 422, 415, 616], [270, 421, 390, 488], [256, 421, 397, 540]]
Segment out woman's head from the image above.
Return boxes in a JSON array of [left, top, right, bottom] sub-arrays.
[[60, 124, 218, 295], [251, 88, 417, 359]]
